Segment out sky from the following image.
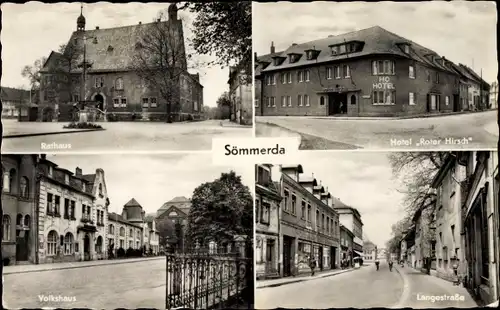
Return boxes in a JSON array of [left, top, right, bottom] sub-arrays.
[[46, 153, 253, 216], [253, 1, 498, 84], [0, 1, 229, 107], [270, 152, 407, 248]]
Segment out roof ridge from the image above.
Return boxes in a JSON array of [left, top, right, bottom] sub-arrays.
[[75, 19, 173, 34]]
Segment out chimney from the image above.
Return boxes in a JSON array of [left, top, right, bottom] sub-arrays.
[[41, 154, 46, 160], [139, 21, 142, 25], [75, 167, 82, 176], [96, 26, 99, 30], [270, 41, 275, 54], [291, 43, 297, 46], [157, 18, 161, 22]]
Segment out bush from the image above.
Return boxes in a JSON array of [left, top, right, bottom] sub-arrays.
[[133, 249, 142, 257], [63, 122, 103, 129], [126, 247, 134, 257], [107, 113, 118, 122], [117, 247, 125, 258], [3, 257, 11, 266]]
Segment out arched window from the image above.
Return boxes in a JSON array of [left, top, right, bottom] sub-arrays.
[[64, 232, 74, 255], [3, 168, 16, 193], [20, 176, 29, 198], [115, 78, 124, 90], [129, 229, 133, 238], [120, 227, 125, 237], [47, 230, 58, 256], [16, 214, 23, 226], [109, 224, 114, 235], [320, 96, 325, 106], [96, 236, 103, 254], [2, 215, 11, 241], [350, 94, 357, 105], [24, 215, 31, 228]]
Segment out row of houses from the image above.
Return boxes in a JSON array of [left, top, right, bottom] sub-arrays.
[[398, 151, 499, 305], [2, 154, 161, 266], [254, 26, 494, 117], [255, 164, 364, 279]]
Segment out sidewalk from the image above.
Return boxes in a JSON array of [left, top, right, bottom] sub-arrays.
[[393, 264, 478, 308], [257, 267, 360, 289], [219, 119, 253, 128], [2, 256, 164, 275]]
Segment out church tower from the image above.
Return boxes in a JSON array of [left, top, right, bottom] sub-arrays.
[[168, 3, 178, 21], [77, 4, 86, 31]]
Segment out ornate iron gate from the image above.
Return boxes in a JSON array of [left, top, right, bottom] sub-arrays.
[[165, 246, 253, 309]]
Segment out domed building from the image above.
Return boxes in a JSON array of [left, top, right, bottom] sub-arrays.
[[37, 3, 203, 122], [107, 198, 159, 255]]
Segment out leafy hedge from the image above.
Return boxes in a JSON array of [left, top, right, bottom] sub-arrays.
[[63, 122, 103, 129]]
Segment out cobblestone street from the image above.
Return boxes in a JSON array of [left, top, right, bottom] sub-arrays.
[[256, 261, 478, 309], [256, 111, 498, 150], [2, 119, 251, 152], [3, 258, 166, 309]]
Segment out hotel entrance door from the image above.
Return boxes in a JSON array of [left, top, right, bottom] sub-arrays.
[[328, 92, 348, 115]]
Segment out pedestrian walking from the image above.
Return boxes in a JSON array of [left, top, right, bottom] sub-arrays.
[[375, 258, 380, 271], [309, 256, 317, 276], [388, 260, 393, 272]]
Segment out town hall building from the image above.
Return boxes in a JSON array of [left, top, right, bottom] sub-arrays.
[[256, 26, 490, 117], [38, 4, 203, 122]]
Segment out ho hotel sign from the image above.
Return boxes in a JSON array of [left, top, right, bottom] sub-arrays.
[[373, 76, 395, 89]]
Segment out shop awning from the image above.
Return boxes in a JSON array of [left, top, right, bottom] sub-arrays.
[[353, 250, 363, 256]]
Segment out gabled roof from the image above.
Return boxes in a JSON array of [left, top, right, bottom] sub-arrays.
[[1, 87, 31, 103], [255, 51, 284, 77], [59, 20, 184, 72], [261, 26, 458, 75]]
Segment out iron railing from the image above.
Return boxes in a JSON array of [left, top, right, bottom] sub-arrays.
[[166, 246, 253, 309]]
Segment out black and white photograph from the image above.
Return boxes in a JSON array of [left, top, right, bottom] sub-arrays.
[[1, 153, 254, 309], [1, 2, 252, 152], [255, 151, 499, 308], [253, 1, 498, 150]]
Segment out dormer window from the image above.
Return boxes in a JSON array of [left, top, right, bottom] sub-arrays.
[[331, 46, 339, 55], [48, 166, 53, 177], [404, 45, 410, 54], [272, 56, 286, 66], [64, 174, 69, 185], [306, 50, 313, 60], [82, 183, 86, 192]]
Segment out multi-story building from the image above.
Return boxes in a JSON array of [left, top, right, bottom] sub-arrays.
[[334, 203, 364, 257], [278, 165, 341, 277], [228, 64, 252, 125], [254, 43, 282, 116], [489, 81, 498, 109], [156, 196, 191, 251], [255, 164, 282, 279], [37, 4, 203, 122], [257, 26, 489, 117], [411, 202, 434, 271], [107, 198, 146, 254], [144, 217, 160, 254], [1, 155, 38, 265], [1, 87, 39, 121], [339, 224, 354, 266], [37, 159, 109, 263], [363, 240, 377, 262], [430, 152, 467, 282], [460, 151, 499, 305]]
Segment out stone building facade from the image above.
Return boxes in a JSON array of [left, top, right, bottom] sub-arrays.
[[340, 224, 354, 266], [156, 196, 191, 251], [228, 64, 252, 125], [279, 165, 341, 277], [37, 4, 203, 122], [37, 159, 109, 263], [255, 164, 282, 279], [1, 155, 38, 265], [108, 198, 147, 254], [334, 204, 364, 255], [257, 26, 490, 117]]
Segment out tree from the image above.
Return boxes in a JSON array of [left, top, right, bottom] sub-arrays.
[[186, 171, 253, 246], [182, 2, 252, 85], [21, 57, 47, 91], [388, 152, 446, 215], [216, 92, 232, 119], [130, 10, 196, 123], [156, 217, 176, 248]]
